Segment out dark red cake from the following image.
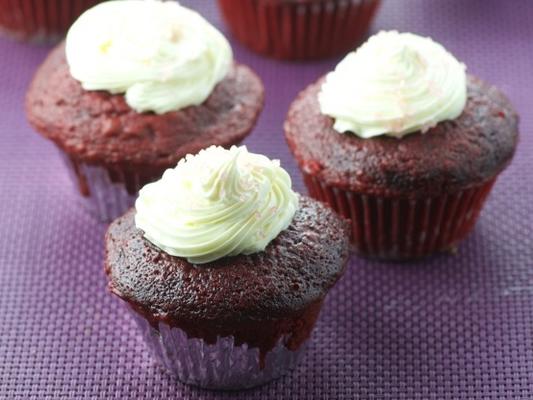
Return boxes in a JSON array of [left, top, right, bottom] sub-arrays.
[[27, 42, 264, 189], [105, 195, 350, 363], [25, 42, 264, 220], [285, 75, 519, 259]]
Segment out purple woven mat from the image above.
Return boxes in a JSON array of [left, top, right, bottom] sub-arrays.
[[1, 1, 532, 398]]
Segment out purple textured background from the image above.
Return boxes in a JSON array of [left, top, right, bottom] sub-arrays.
[[1, 1, 532, 398]]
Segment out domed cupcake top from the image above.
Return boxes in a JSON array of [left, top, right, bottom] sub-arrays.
[[319, 31, 467, 138], [65, 0, 232, 114], [135, 146, 298, 264]]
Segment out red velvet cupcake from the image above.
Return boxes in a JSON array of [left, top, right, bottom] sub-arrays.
[[217, 0, 381, 60], [26, 1, 264, 221], [105, 146, 350, 389], [285, 31, 519, 260], [0, 0, 104, 42]]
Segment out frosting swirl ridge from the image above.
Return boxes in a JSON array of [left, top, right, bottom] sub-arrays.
[[135, 146, 298, 264], [66, 0, 232, 114], [318, 31, 467, 138]]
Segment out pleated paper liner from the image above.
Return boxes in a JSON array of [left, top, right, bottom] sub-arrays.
[[118, 297, 326, 389], [302, 172, 497, 260], [0, 0, 102, 43], [130, 309, 307, 390], [59, 154, 157, 222], [217, 0, 381, 60]]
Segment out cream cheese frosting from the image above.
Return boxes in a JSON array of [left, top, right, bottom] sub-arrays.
[[318, 31, 467, 138], [65, 0, 232, 114], [135, 146, 299, 264]]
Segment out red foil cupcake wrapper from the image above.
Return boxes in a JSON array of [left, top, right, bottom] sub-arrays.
[[0, 0, 102, 43], [129, 309, 306, 390], [59, 153, 142, 222], [217, 0, 381, 60], [302, 172, 497, 259]]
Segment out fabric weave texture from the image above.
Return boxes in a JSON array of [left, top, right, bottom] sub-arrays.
[[0, 0, 532, 398]]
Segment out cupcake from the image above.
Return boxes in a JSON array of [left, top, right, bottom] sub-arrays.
[[104, 145, 350, 389], [0, 0, 104, 43], [26, 1, 264, 222], [217, 0, 381, 60], [285, 31, 519, 260]]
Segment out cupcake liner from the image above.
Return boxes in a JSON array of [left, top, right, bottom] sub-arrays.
[[129, 310, 306, 390], [217, 0, 381, 60], [302, 172, 497, 259], [0, 0, 102, 43], [59, 153, 142, 222]]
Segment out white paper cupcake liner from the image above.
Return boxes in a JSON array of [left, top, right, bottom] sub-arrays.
[[130, 310, 307, 390], [59, 153, 138, 222]]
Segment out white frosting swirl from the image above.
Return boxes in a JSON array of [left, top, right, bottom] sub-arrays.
[[318, 31, 467, 138], [135, 146, 299, 264], [65, 0, 232, 114]]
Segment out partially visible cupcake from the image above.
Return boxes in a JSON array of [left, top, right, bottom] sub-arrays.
[[0, 0, 104, 42], [217, 0, 381, 60], [285, 31, 519, 260], [26, 1, 264, 221], [104, 146, 350, 389]]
